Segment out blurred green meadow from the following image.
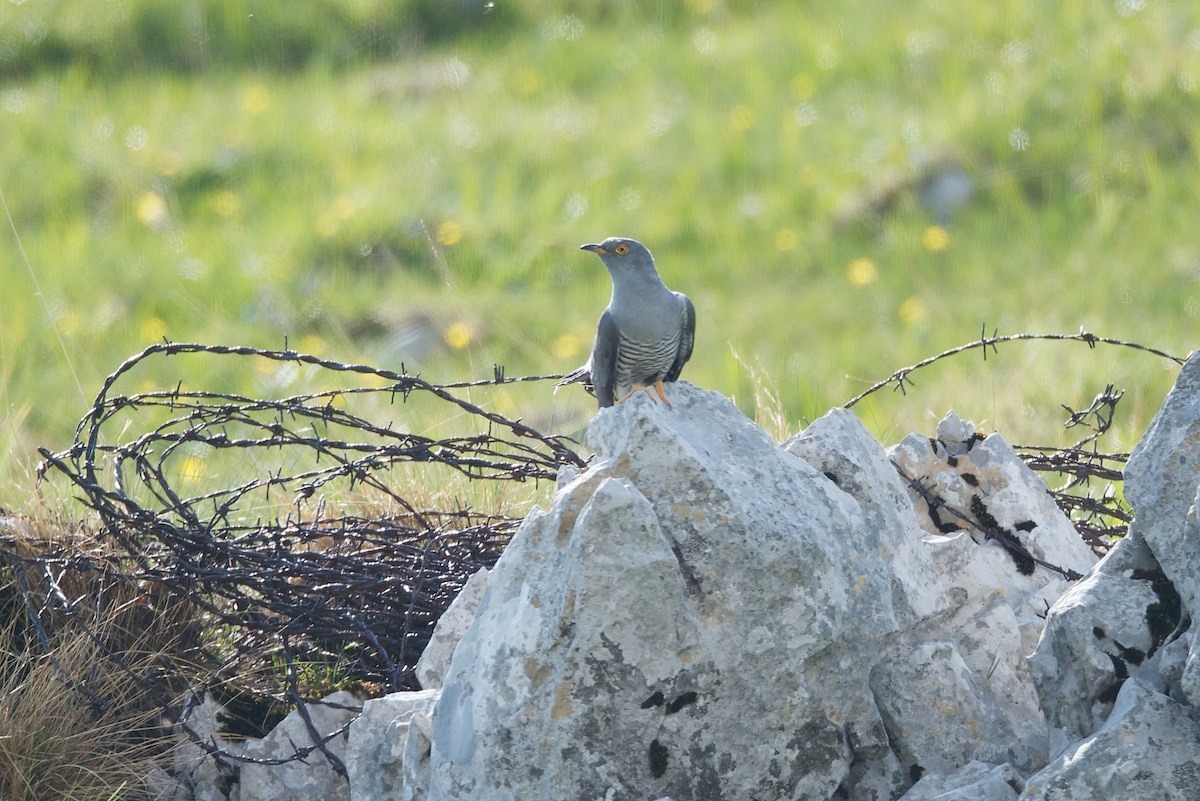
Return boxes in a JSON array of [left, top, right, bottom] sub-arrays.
[[3, 0, 1200, 507]]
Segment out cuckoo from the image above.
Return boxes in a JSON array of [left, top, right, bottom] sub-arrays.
[[557, 237, 695, 409]]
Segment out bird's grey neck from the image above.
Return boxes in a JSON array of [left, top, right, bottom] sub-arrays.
[[609, 269, 669, 305]]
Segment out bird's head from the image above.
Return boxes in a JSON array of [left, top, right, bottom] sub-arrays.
[[580, 237, 657, 276]]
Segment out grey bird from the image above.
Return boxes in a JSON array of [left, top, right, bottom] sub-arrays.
[[557, 237, 695, 408]]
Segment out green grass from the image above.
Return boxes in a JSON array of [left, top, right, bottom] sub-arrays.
[[3, 1, 1200, 506]]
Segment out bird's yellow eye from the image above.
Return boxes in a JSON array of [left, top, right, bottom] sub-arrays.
[[614, 243, 630, 255]]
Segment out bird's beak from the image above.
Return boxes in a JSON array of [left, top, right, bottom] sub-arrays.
[[580, 243, 607, 254]]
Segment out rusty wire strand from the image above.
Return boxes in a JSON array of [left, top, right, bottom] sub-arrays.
[[14, 341, 585, 770], [1010, 383, 1133, 551], [2, 332, 1178, 774], [843, 327, 1183, 408], [894, 463, 1085, 581], [846, 328, 1173, 553]]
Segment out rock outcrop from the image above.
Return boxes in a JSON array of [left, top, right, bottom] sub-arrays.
[[899, 760, 1024, 801], [184, 357, 1200, 800], [879, 411, 1095, 781], [236, 690, 360, 801], [1020, 352, 1200, 800], [1121, 350, 1200, 705], [421, 388, 949, 801], [1021, 678, 1200, 800], [159, 690, 361, 801], [343, 383, 1102, 801], [346, 689, 440, 801]]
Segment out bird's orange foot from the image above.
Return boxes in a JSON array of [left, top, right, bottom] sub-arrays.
[[651, 379, 671, 408], [616, 381, 671, 408], [616, 383, 650, 405]]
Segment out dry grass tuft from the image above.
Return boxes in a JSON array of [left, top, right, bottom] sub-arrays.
[[0, 512, 205, 801], [730, 347, 793, 443], [0, 619, 171, 801]]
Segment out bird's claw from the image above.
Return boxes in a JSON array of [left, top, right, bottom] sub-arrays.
[[651, 379, 671, 408], [616, 381, 672, 409]]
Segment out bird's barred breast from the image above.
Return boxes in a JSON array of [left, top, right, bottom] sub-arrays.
[[614, 332, 681, 386]]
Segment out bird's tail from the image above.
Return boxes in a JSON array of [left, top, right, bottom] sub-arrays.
[[555, 366, 594, 395]]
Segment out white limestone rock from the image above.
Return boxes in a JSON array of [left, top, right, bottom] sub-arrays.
[[1021, 678, 1200, 800], [1028, 528, 1186, 756], [881, 411, 1097, 776], [1123, 350, 1200, 704], [789, 409, 1048, 780], [1179, 494, 1200, 704], [786, 409, 948, 799], [346, 689, 440, 801], [172, 694, 239, 801], [398, 689, 437, 801], [889, 411, 1097, 644], [783, 407, 947, 629], [1124, 351, 1200, 615], [888, 410, 1096, 656], [869, 641, 1022, 774], [417, 384, 947, 801], [416, 568, 489, 690], [145, 763, 191, 801], [311, 390, 1200, 801], [236, 690, 360, 801], [897, 760, 1023, 801], [1159, 633, 1192, 700]]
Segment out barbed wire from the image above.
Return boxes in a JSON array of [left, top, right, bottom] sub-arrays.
[[844, 328, 1175, 553], [1011, 383, 1133, 551], [843, 326, 1184, 408], [3, 330, 1180, 781], [893, 463, 1084, 581], [19, 341, 585, 775]]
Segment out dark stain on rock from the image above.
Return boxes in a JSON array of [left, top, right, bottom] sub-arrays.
[[649, 738, 668, 778], [999, 532, 1036, 576], [1113, 638, 1145, 666], [667, 539, 705, 597], [1132, 567, 1183, 648], [666, 691, 698, 714], [1097, 624, 1147, 666], [927, 503, 964, 534], [961, 472, 978, 487], [969, 494, 999, 529], [641, 691, 665, 709], [1097, 680, 1123, 705], [1014, 519, 1037, 532], [970, 495, 1035, 576], [1097, 652, 1129, 705]]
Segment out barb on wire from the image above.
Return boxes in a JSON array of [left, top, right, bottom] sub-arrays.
[[843, 327, 1183, 409], [895, 463, 1084, 581], [11, 342, 584, 773], [1013, 383, 1133, 552], [850, 328, 1169, 553]]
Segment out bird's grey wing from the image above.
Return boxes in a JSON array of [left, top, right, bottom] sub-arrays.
[[666, 293, 695, 382], [591, 310, 619, 408]]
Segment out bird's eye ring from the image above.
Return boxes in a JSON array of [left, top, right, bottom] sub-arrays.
[[614, 243, 630, 255]]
